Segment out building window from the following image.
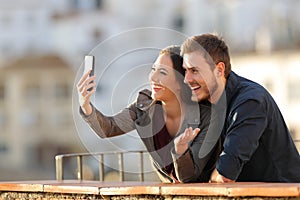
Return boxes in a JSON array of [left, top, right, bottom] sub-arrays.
[[24, 83, 40, 101], [173, 14, 184, 32], [93, 28, 102, 41], [0, 111, 6, 130], [71, 0, 80, 10], [95, 0, 103, 9], [288, 80, 300, 102], [0, 83, 4, 100], [20, 110, 40, 128], [0, 143, 8, 153], [49, 111, 71, 127], [55, 83, 70, 99]]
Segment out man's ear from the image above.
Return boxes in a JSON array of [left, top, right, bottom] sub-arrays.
[[215, 62, 225, 78]]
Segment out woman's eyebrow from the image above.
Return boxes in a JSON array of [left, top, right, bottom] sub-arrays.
[[153, 64, 170, 71]]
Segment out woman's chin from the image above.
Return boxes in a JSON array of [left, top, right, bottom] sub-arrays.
[[152, 93, 162, 101]]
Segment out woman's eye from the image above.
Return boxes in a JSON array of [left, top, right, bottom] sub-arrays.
[[160, 70, 167, 75]]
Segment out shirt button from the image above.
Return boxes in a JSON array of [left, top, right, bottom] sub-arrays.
[[138, 103, 143, 108]]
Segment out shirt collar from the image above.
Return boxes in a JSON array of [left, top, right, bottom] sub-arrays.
[[224, 71, 240, 107]]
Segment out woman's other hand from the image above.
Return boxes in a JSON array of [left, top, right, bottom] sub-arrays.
[[174, 127, 200, 155]]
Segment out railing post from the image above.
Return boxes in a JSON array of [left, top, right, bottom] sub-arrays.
[[118, 153, 124, 181], [99, 154, 104, 181], [55, 155, 63, 181], [55, 150, 147, 182], [139, 151, 144, 182], [77, 155, 83, 180]]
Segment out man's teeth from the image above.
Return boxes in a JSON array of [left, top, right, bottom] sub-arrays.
[[191, 86, 200, 90]]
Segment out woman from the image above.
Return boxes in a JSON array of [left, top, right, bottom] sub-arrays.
[[77, 46, 220, 183]]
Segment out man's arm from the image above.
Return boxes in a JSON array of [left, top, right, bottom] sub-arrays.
[[216, 99, 267, 180]]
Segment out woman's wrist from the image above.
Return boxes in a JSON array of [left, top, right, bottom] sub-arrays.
[[175, 144, 188, 155], [81, 103, 92, 116]]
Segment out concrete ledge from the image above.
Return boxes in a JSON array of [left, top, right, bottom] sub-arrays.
[[0, 180, 300, 199]]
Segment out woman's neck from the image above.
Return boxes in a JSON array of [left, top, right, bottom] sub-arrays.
[[161, 96, 184, 137], [161, 96, 183, 120]]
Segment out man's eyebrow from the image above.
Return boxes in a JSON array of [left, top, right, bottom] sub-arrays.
[[188, 66, 198, 71], [183, 61, 196, 69]]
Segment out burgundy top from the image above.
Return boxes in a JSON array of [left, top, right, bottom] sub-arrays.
[[152, 102, 178, 182]]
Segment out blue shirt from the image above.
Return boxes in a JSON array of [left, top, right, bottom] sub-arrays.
[[217, 71, 300, 182]]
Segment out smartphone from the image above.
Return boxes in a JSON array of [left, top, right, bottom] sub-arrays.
[[84, 55, 95, 91]]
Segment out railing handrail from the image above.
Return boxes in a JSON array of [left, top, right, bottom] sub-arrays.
[[55, 150, 147, 159], [55, 150, 148, 182]]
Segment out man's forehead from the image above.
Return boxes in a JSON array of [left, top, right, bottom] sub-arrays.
[[183, 52, 204, 68]]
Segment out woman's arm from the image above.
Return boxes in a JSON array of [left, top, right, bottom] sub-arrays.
[[80, 104, 137, 138], [77, 69, 137, 138]]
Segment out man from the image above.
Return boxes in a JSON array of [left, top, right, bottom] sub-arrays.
[[180, 33, 300, 182]]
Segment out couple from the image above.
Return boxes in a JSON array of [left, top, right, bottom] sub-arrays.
[[77, 33, 300, 183]]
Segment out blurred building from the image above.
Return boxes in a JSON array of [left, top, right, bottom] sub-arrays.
[[183, 0, 300, 53], [0, 55, 81, 175], [0, 0, 53, 60], [0, 0, 300, 180], [232, 51, 300, 150]]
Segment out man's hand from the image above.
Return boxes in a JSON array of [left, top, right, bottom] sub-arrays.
[[174, 127, 200, 155], [209, 168, 235, 183]]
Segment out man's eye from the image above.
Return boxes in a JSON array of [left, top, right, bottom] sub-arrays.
[[192, 69, 198, 73]]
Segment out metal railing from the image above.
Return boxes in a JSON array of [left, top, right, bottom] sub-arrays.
[[55, 150, 148, 181], [56, 140, 300, 181]]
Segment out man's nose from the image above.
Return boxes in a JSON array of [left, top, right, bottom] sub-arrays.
[[184, 71, 192, 84]]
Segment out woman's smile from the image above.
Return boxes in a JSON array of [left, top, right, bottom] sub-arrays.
[[152, 83, 164, 93]]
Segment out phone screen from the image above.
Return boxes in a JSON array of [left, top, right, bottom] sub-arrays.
[[84, 55, 94, 76], [84, 55, 95, 91]]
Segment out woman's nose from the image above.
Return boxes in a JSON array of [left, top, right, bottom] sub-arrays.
[[149, 70, 158, 82]]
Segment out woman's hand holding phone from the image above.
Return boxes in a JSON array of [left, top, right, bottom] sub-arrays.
[[77, 56, 96, 116]]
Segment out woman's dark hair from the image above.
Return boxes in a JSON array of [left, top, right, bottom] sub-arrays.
[[159, 45, 192, 103]]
